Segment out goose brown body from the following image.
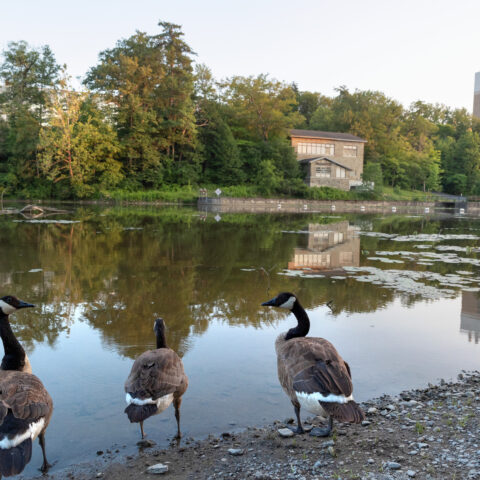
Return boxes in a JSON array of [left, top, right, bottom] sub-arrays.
[[276, 334, 364, 424], [0, 371, 53, 476], [124, 319, 188, 439], [0, 296, 53, 476]]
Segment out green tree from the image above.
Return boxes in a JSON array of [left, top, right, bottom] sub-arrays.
[[85, 21, 198, 186], [221, 74, 304, 141], [38, 73, 122, 197], [0, 41, 60, 184]]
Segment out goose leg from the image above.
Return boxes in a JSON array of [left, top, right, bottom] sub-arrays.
[[290, 402, 305, 434], [38, 432, 51, 472], [310, 416, 333, 437], [140, 421, 146, 439], [173, 397, 182, 439]]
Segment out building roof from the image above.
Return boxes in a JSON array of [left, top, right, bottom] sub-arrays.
[[298, 156, 353, 171], [290, 129, 367, 143]]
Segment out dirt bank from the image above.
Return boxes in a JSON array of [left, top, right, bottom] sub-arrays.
[[30, 371, 480, 480]]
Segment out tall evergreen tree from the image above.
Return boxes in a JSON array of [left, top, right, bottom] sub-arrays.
[[85, 21, 198, 186]]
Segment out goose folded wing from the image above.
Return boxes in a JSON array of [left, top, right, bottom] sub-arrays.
[[292, 353, 353, 398], [125, 351, 184, 400], [0, 374, 51, 422]]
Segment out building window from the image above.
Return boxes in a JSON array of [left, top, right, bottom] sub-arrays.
[[344, 145, 357, 157], [297, 142, 335, 155], [335, 167, 346, 178], [316, 166, 331, 177]]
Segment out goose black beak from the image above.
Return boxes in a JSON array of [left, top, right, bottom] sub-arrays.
[[17, 300, 35, 309], [261, 298, 276, 307]]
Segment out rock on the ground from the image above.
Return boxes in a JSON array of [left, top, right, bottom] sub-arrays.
[[137, 439, 156, 448], [146, 463, 169, 474], [228, 448, 244, 456], [277, 428, 294, 438]]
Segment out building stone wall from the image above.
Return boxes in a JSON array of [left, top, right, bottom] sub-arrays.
[[291, 133, 365, 189], [291, 136, 365, 179], [198, 197, 436, 214]]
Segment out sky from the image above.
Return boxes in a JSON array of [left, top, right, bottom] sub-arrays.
[[1, 0, 479, 111]]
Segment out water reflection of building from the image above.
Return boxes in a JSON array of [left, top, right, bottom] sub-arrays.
[[288, 221, 360, 272], [461, 291, 480, 344]]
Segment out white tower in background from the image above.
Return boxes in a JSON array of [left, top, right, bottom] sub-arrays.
[[474, 72, 480, 118]]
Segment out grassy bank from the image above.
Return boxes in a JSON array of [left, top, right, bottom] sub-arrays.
[[96, 185, 437, 204]]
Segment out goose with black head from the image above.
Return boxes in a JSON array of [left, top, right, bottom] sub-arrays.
[[0, 295, 53, 477], [124, 318, 188, 440], [262, 292, 364, 437]]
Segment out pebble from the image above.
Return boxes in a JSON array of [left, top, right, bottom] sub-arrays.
[[362, 420, 371, 426], [387, 461, 401, 470], [146, 463, 169, 474], [407, 470, 417, 477], [277, 428, 294, 438], [327, 446, 336, 457], [228, 448, 244, 456], [313, 460, 326, 470], [137, 439, 156, 448]]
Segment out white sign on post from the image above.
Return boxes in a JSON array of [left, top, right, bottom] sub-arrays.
[[215, 188, 222, 196]]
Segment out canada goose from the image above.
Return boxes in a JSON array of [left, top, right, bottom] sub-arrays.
[[0, 296, 53, 476], [262, 292, 364, 437], [0, 296, 33, 373], [124, 318, 188, 439]]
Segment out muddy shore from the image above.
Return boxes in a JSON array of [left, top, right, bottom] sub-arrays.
[[26, 371, 480, 480]]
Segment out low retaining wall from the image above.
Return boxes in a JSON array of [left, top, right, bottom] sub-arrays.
[[198, 197, 439, 214]]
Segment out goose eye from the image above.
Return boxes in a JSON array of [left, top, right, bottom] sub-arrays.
[[144, 362, 155, 369]]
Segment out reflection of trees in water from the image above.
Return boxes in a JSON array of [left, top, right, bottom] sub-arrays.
[[0, 210, 474, 358]]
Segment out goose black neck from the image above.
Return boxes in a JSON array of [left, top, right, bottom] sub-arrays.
[[155, 327, 168, 349], [285, 301, 310, 340], [0, 313, 26, 371]]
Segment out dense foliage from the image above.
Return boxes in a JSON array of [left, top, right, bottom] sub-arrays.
[[1, 22, 479, 199]]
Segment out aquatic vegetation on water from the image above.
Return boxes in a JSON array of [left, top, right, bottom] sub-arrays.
[[12, 219, 81, 224]]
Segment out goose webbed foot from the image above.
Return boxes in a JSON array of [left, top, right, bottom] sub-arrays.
[[290, 403, 305, 434], [40, 461, 52, 473], [309, 417, 333, 437], [289, 425, 305, 434]]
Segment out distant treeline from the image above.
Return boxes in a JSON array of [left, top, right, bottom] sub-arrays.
[[0, 21, 479, 199]]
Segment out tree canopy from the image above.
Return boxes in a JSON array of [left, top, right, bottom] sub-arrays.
[[1, 23, 480, 199]]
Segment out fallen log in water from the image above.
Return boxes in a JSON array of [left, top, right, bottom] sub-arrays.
[[0, 204, 70, 218]]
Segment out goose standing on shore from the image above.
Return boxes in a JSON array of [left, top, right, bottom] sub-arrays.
[[0, 296, 53, 477], [262, 292, 364, 436], [124, 318, 188, 440]]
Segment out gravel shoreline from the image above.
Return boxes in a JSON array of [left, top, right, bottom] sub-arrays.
[[31, 371, 480, 480]]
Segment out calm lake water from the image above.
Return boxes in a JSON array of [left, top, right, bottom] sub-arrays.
[[1, 206, 480, 476]]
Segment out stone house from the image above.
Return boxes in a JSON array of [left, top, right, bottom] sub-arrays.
[[290, 129, 367, 190]]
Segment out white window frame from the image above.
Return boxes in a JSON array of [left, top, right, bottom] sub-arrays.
[[343, 145, 357, 157], [297, 142, 335, 156]]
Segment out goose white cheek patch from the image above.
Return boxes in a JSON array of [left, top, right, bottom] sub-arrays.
[[279, 296, 296, 310], [0, 300, 16, 315]]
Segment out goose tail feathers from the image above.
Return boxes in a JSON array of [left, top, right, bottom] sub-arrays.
[[321, 400, 365, 424], [124, 404, 157, 424], [0, 439, 33, 476]]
